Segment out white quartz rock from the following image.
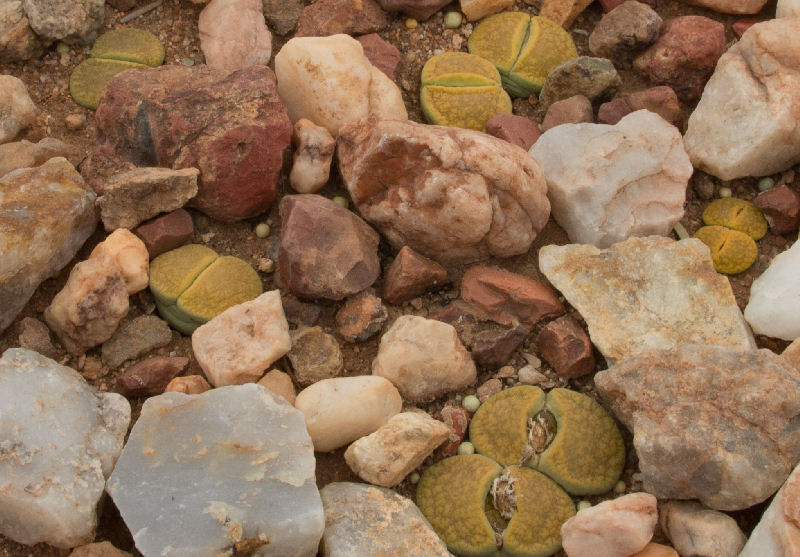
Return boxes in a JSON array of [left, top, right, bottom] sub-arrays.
[[744, 239, 800, 340], [777, 0, 800, 17], [529, 110, 692, 248], [106, 384, 323, 557], [740, 459, 800, 557], [0, 348, 130, 548]]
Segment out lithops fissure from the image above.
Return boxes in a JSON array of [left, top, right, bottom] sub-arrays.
[[694, 198, 767, 274]]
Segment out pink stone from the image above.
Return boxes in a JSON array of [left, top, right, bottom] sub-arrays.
[[357, 33, 402, 81], [755, 185, 800, 235], [542, 95, 594, 131], [485, 113, 542, 150], [295, 0, 388, 37], [598, 97, 633, 125], [627, 86, 682, 126], [198, 0, 272, 73]]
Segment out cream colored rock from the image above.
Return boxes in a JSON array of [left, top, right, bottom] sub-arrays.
[[684, 0, 767, 13], [90, 229, 148, 295], [290, 118, 335, 193], [0, 74, 36, 143], [777, 0, 800, 17], [631, 543, 678, 557], [275, 34, 407, 136], [561, 493, 658, 557], [163, 374, 211, 394], [783, 338, 800, 372], [344, 412, 450, 487], [660, 501, 746, 557], [192, 290, 291, 387], [69, 541, 132, 557], [740, 460, 800, 557], [294, 375, 402, 452], [258, 369, 296, 404], [460, 0, 512, 20], [373, 315, 477, 402], [684, 19, 800, 180], [744, 238, 800, 341], [198, 0, 272, 73]]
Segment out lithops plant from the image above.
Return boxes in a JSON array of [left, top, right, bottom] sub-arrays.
[[694, 198, 767, 274], [70, 28, 165, 109], [702, 197, 768, 241], [468, 12, 577, 98], [149, 244, 263, 335], [420, 51, 512, 131]]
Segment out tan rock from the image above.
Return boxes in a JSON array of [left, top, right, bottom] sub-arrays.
[[540, 0, 594, 27], [198, 0, 272, 73], [275, 34, 406, 136], [192, 290, 291, 387], [257, 369, 296, 404], [294, 375, 402, 452], [90, 229, 148, 295], [338, 116, 550, 263], [777, 0, 800, 17], [0, 74, 36, 143], [69, 541, 132, 557], [740, 460, 800, 557], [0, 137, 74, 177], [684, 0, 767, 13], [460, 0, 513, 20], [163, 375, 212, 394], [344, 412, 450, 487], [289, 118, 335, 193], [630, 543, 678, 557], [783, 337, 800, 371], [660, 501, 746, 557], [0, 1, 44, 63]]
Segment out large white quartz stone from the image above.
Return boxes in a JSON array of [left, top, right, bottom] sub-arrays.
[[529, 110, 692, 248], [0, 348, 130, 548], [106, 384, 324, 557], [777, 0, 800, 17], [744, 239, 800, 340]]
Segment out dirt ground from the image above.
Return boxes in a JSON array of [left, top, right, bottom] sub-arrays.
[[0, 0, 795, 554]]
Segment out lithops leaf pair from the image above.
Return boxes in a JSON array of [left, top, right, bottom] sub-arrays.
[[70, 28, 165, 109], [694, 198, 768, 274], [149, 244, 262, 335], [468, 12, 577, 98], [420, 51, 512, 131]]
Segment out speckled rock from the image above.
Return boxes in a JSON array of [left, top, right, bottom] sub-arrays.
[[263, 0, 303, 35], [335, 290, 388, 342], [21, 0, 104, 44], [744, 236, 800, 340], [337, 116, 550, 264], [287, 326, 343, 385], [589, 1, 662, 61], [0, 1, 43, 63], [0, 74, 36, 144], [740, 459, 800, 557], [660, 501, 746, 557], [198, 0, 272, 73], [17, 316, 57, 359], [539, 57, 621, 110], [0, 137, 74, 177], [539, 237, 755, 364], [295, 0, 388, 37], [100, 315, 172, 369], [596, 344, 800, 510]]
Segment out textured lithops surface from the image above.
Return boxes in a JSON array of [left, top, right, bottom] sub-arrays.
[[70, 28, 164, 109], [468, 13, 577, 97], [149, 244, 263, 334], [420, 51, 512, 131], [702, 197, 768, 240], [694, 225, 758, 275]]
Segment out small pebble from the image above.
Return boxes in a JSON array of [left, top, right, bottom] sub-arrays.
[[577, 500, 592, 511], [444, 11, 462, 29], [255, 222, 270, 238], [409, 472, 420, 484], [614, 480, 626, 494], [55, 42, 70, 55], [180, 57, 195, 66], [457, 441, 475, 455], [257, 257, 274, 273], [718, 187, 732, 198], [758, 177, 775, 192], [405, 18, 418, 29], [332, 195, 349, 209], [462, 394, 480, 413], [65, 113, 86, 131]]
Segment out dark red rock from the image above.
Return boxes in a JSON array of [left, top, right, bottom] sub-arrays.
[[133, 208, 194, 258], [754, 185, 800, 235], [627, 86, 682, 127], [537, 316, 595, 379], [597, 97, 633, 125], [541, 95, 594, 132], [460, 266, 564, 327], [281, 295, 322, 327], [295, 0, 389, 37], [357, 33, 402, 81], [732, 17, 760, 39], [437, 404, 471, 457], [335, 290, 388, 342], [484, 113, 542, 151], [471, 323, 530, 370], [375, 0, 451, 19], [279, 194, 381, 301], [430, 300, 480, 326], [383, 245, 448, 305], [116, 356, 189, 397], [82, 65, 292, 222], [633, 16, 726, 101]]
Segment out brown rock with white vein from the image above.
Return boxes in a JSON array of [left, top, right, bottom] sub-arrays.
[[198, 0, 272, 73], [338, 116, 550, 264]]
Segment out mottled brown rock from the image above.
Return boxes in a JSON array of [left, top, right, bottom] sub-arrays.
[[133, 208, 194, 258], [262, 0, 303, 35], [460, 265, 564, 327], [375, 0, 451, 19], [83, 65, 291, 222], [537, 315, 594, 378], [0, 137, 75, 178], [0, 0, 44, 63], [539, 0, 594, 27], [589, 1, 662, 61], [163, 374, 211, 394], [287, 326, 344, 386], [335, 290, 388, 343], [627, 86, 681, 127], [597, 97, 633, 125], [257, 369, 296, 404], [281, 295, 322, 327], [279, 194, 380, 301], [295, 0, 388, 37], [471, 323, 530, 370], [356, 33, 401, 81], [337, 116, 550, 264], [116, 356, 189, 397], [541, 95, 594, 131], [484, 113, 542, 151], [755, 185, 800, 235], [101, 315, 172, 369], [437, 404, 471, 457], [383, 246, 448, 305], [17, 317, 58, 359]]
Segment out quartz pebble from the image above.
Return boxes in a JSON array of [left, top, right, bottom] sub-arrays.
[[290, 118, 335, 193], [744, 237, 800, 340], [660, 501, 746, 557], [163, 374, 211, 394], [89, 229, 149, 295], [740, 459, 800, 557]]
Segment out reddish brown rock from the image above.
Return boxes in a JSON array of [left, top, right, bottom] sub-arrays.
[[437, 404, 471, 457], [117, 356, 189, 397], [430, 300, 480, 326], [281, 295, 322, 327], [537, 315, 595, 378], [471, 323, 530, 370], [460, 266, 564, 327], [541, 95, 594, 132], [755, 185, 800, 235], [484, 113, 542, 151], [335, 290, 388, 342], [133, 208, 194, 258], [627, 86, 682, 127], [163, 374, 211, 394], [357, 33, 401, 81], [589, 0, 662, 62], [633, 16, 726, 101], [375, 0, 451, 19], [279, 194, 380, 301], [598, 97, 633, 125], [295, 0, 388, 37], [82, 65, 292, 222], [383, 246, 448, 305], [732, 17, 760, 38]]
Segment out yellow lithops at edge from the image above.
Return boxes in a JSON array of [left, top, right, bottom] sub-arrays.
[[702, 197, 768, 241], [695, 225, 758, 275], [421, 51, 501, 86], [417, 455, 502, 557], [466, 12, 530, 75], [536, 388, 625, 496], [69, 58, 147, 110], [177, 256, 262, 322], [91, 28, 165, 67], [149, 244, 218, 302]]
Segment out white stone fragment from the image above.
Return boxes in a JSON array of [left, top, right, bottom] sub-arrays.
[[740, 459, 800, 557], [290, 118, 335, 193], [529, 110, 692, 248], [0, 348, 130, 548], [777, 0, 800, 17], [192, 290, 291, 386], [744, 239, 800, 340], [106, 384, 324, 557], [90, 228, 149, 294]]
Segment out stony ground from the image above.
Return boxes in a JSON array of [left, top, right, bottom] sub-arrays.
[[0, 0, 795, 555]]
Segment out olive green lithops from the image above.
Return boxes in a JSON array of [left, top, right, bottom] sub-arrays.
[[149, 244, 263, 334], [420, 51, 512, 131], [702, 197, 768, 241], [694, 225, 758, 275], [70, 28, 164, 109], [468, 13, 577, 98]]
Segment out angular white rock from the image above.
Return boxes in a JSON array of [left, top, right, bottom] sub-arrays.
[[106, 384, 324, 557], [777, 0, 800, 17], [740, 460, 800, 557], [0, 348, 130, 548], [274, 34, 407, 135], [294, 376, 402, 452], [529, 110, 692, 248], [745, 239, 800, 340], [683, 19, 800, 180], [192, 290, 291, 386]]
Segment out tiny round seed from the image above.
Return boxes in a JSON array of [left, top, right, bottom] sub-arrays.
[[254, 223, 270, 238], [457, 441, 475, 455], [462, 394, 480, 413]]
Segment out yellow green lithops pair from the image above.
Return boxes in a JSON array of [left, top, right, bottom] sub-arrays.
[[70, 28, 165, 109], [468, 12, 578, 98], [149, 244, 262, 335], [417, 386, 624, 557], [694, 198, 768, 275]]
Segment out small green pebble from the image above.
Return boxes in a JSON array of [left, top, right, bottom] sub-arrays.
[[405, 18, 418, 29], [758, 177, 775, 192], [457, 441, 475, 455], [577, 500, 592, 511], [332, 195, 349, 209], [613, 480, 626, 494], [719, 187, 732, 198], [254, 223, 270, 238], [462, 394, 480, 413], [409, 472, 421, 484], [56, 42, 70, 55], [444, 11, 462, 29], [673, 222, 689, 240]]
